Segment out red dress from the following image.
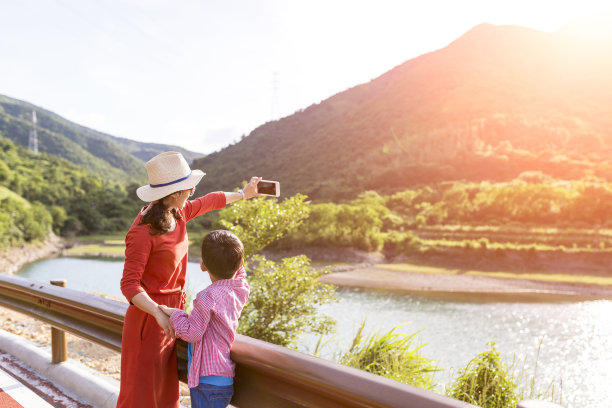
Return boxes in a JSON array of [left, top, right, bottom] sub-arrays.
[[117, 192, 226, 408]]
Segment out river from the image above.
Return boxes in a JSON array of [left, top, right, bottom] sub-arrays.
[[17, 257, 612, 408]]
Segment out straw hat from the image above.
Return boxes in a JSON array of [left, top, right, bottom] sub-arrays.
[[136, 152, 205, 202]]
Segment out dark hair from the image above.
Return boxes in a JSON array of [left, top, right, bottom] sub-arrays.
[[139, 195, 183, 235], [201, 230, 244, 280]]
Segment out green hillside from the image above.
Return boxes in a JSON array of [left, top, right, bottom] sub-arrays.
[[0, 95, 204, 184], [0, 135, 141, 245], [193, 23, 612, 201]]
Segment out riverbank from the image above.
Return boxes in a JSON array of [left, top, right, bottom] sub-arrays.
[[60, 240, 612, 299], [0, 234, 64, 275], [319, 263, 612, 301]]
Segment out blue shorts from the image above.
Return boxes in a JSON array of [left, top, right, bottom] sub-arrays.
[[189, 383, 234, 408]]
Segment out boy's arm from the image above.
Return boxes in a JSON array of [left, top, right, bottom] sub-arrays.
[[168, 294, 213, 343]]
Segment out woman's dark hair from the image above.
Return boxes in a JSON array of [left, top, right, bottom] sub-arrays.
[[139, 194, 183, 235], [201, 230, 244, 280]]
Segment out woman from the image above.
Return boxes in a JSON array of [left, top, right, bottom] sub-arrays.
[[117, 151, 260, 407]]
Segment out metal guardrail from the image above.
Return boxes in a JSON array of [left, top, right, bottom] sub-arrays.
[[0, 274, 559, 408]]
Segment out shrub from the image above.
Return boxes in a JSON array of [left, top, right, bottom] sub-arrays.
[[215, 193, 310, 257], [382, 231, 419, 258], [238, 255, 337, 348], [447, 342, 519, 408], [339, 321, 438, 389]]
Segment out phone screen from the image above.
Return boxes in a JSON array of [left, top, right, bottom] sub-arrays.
[[258, 181, 277, 195]]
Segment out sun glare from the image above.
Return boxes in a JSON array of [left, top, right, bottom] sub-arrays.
[[557, 11, 612, 40]]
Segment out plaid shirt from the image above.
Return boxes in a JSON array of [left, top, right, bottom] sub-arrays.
[[169, 265, 250, 388]]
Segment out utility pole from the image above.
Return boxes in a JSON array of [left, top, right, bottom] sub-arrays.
[[271, 71, 279, 120], [28, 109, 38, 154]]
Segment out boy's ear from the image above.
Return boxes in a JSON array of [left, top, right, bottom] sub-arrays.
[[200, 260, 208, 272]]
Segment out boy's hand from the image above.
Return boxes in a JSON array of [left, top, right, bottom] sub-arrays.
[[159, 304, 179, 316]]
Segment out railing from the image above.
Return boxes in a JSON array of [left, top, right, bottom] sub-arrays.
[[0, 274, 559, 408]]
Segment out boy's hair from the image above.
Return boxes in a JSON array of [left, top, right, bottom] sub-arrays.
[[201, 230, 244, 280]]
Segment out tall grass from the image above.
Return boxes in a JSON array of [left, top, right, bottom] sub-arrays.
[[446, 342, 519, 408], [339, 320, 438, 389], [510, 338, 563, 406]]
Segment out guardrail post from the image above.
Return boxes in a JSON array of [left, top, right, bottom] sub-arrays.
[[50, 279, 67, 364]]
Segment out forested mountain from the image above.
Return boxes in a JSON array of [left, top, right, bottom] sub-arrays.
[[0, 95, 204, 184], [0, 135, 142, 246], [193, 22, 612, 201]]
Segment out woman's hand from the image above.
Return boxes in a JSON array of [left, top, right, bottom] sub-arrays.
[[130, 292, 175, 339], [224, 177, 262, 204], [153, 307, 175, 339], [243, 177, 262, 199], [159, 304, 179, 316]]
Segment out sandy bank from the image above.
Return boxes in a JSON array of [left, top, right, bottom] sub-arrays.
[[320, 264, 612, 300]]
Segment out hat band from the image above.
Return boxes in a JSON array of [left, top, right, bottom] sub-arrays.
[[149, 171, 192, 188]]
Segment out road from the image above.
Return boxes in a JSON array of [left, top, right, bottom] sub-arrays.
[[0, 351, 91, 408]]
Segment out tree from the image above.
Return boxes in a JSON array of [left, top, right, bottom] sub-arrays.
[[238, 255, 336, 347], [215, 194, 310, 257], [215, 193, 338, 347]]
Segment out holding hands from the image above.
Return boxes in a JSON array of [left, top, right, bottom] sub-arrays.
[[153, 306, 175, 339], [159, 304, 179, 317]]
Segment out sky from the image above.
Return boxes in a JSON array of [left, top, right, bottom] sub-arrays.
[[1, 0, 611, 155]]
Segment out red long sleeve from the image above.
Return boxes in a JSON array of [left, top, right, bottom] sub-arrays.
[[120, 192, 227, 303]]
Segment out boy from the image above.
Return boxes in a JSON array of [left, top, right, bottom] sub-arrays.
[[159, 230, 250, 408]]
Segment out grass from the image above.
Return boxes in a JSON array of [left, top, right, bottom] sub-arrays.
[[377, 263, 612, 286], [467, 271, 612, 286], [63, 234, 126, 257], [510, 337, 563, 405], [446, 342, 519, 407], [377, 263, 462, 275], [339, 320, 438, 389], [311, 260, 351, 268], [65, 243, 125, 257], [68, 233, 125, 243]]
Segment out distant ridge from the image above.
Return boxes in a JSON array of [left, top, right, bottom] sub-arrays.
[[0, 94, 204, 183], [193, 22, 612, 201]]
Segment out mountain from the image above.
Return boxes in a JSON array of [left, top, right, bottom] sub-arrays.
[[193, 22, 612, 201], [0, 95, 204, 183]]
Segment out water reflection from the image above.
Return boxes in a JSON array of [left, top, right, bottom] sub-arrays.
[[304, 288, 612, 407]]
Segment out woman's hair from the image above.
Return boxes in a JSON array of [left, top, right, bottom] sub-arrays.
[[139, 193, 183, 235]]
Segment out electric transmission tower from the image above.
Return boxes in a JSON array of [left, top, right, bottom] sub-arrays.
[[28, 109, 38, 154], [270, 72, 279, 120]]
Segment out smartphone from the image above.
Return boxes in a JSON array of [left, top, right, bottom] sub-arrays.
[[257, 180, 280, 197]]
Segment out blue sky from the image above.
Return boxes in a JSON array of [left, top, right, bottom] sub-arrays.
[[1, 0, 610, 154]]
